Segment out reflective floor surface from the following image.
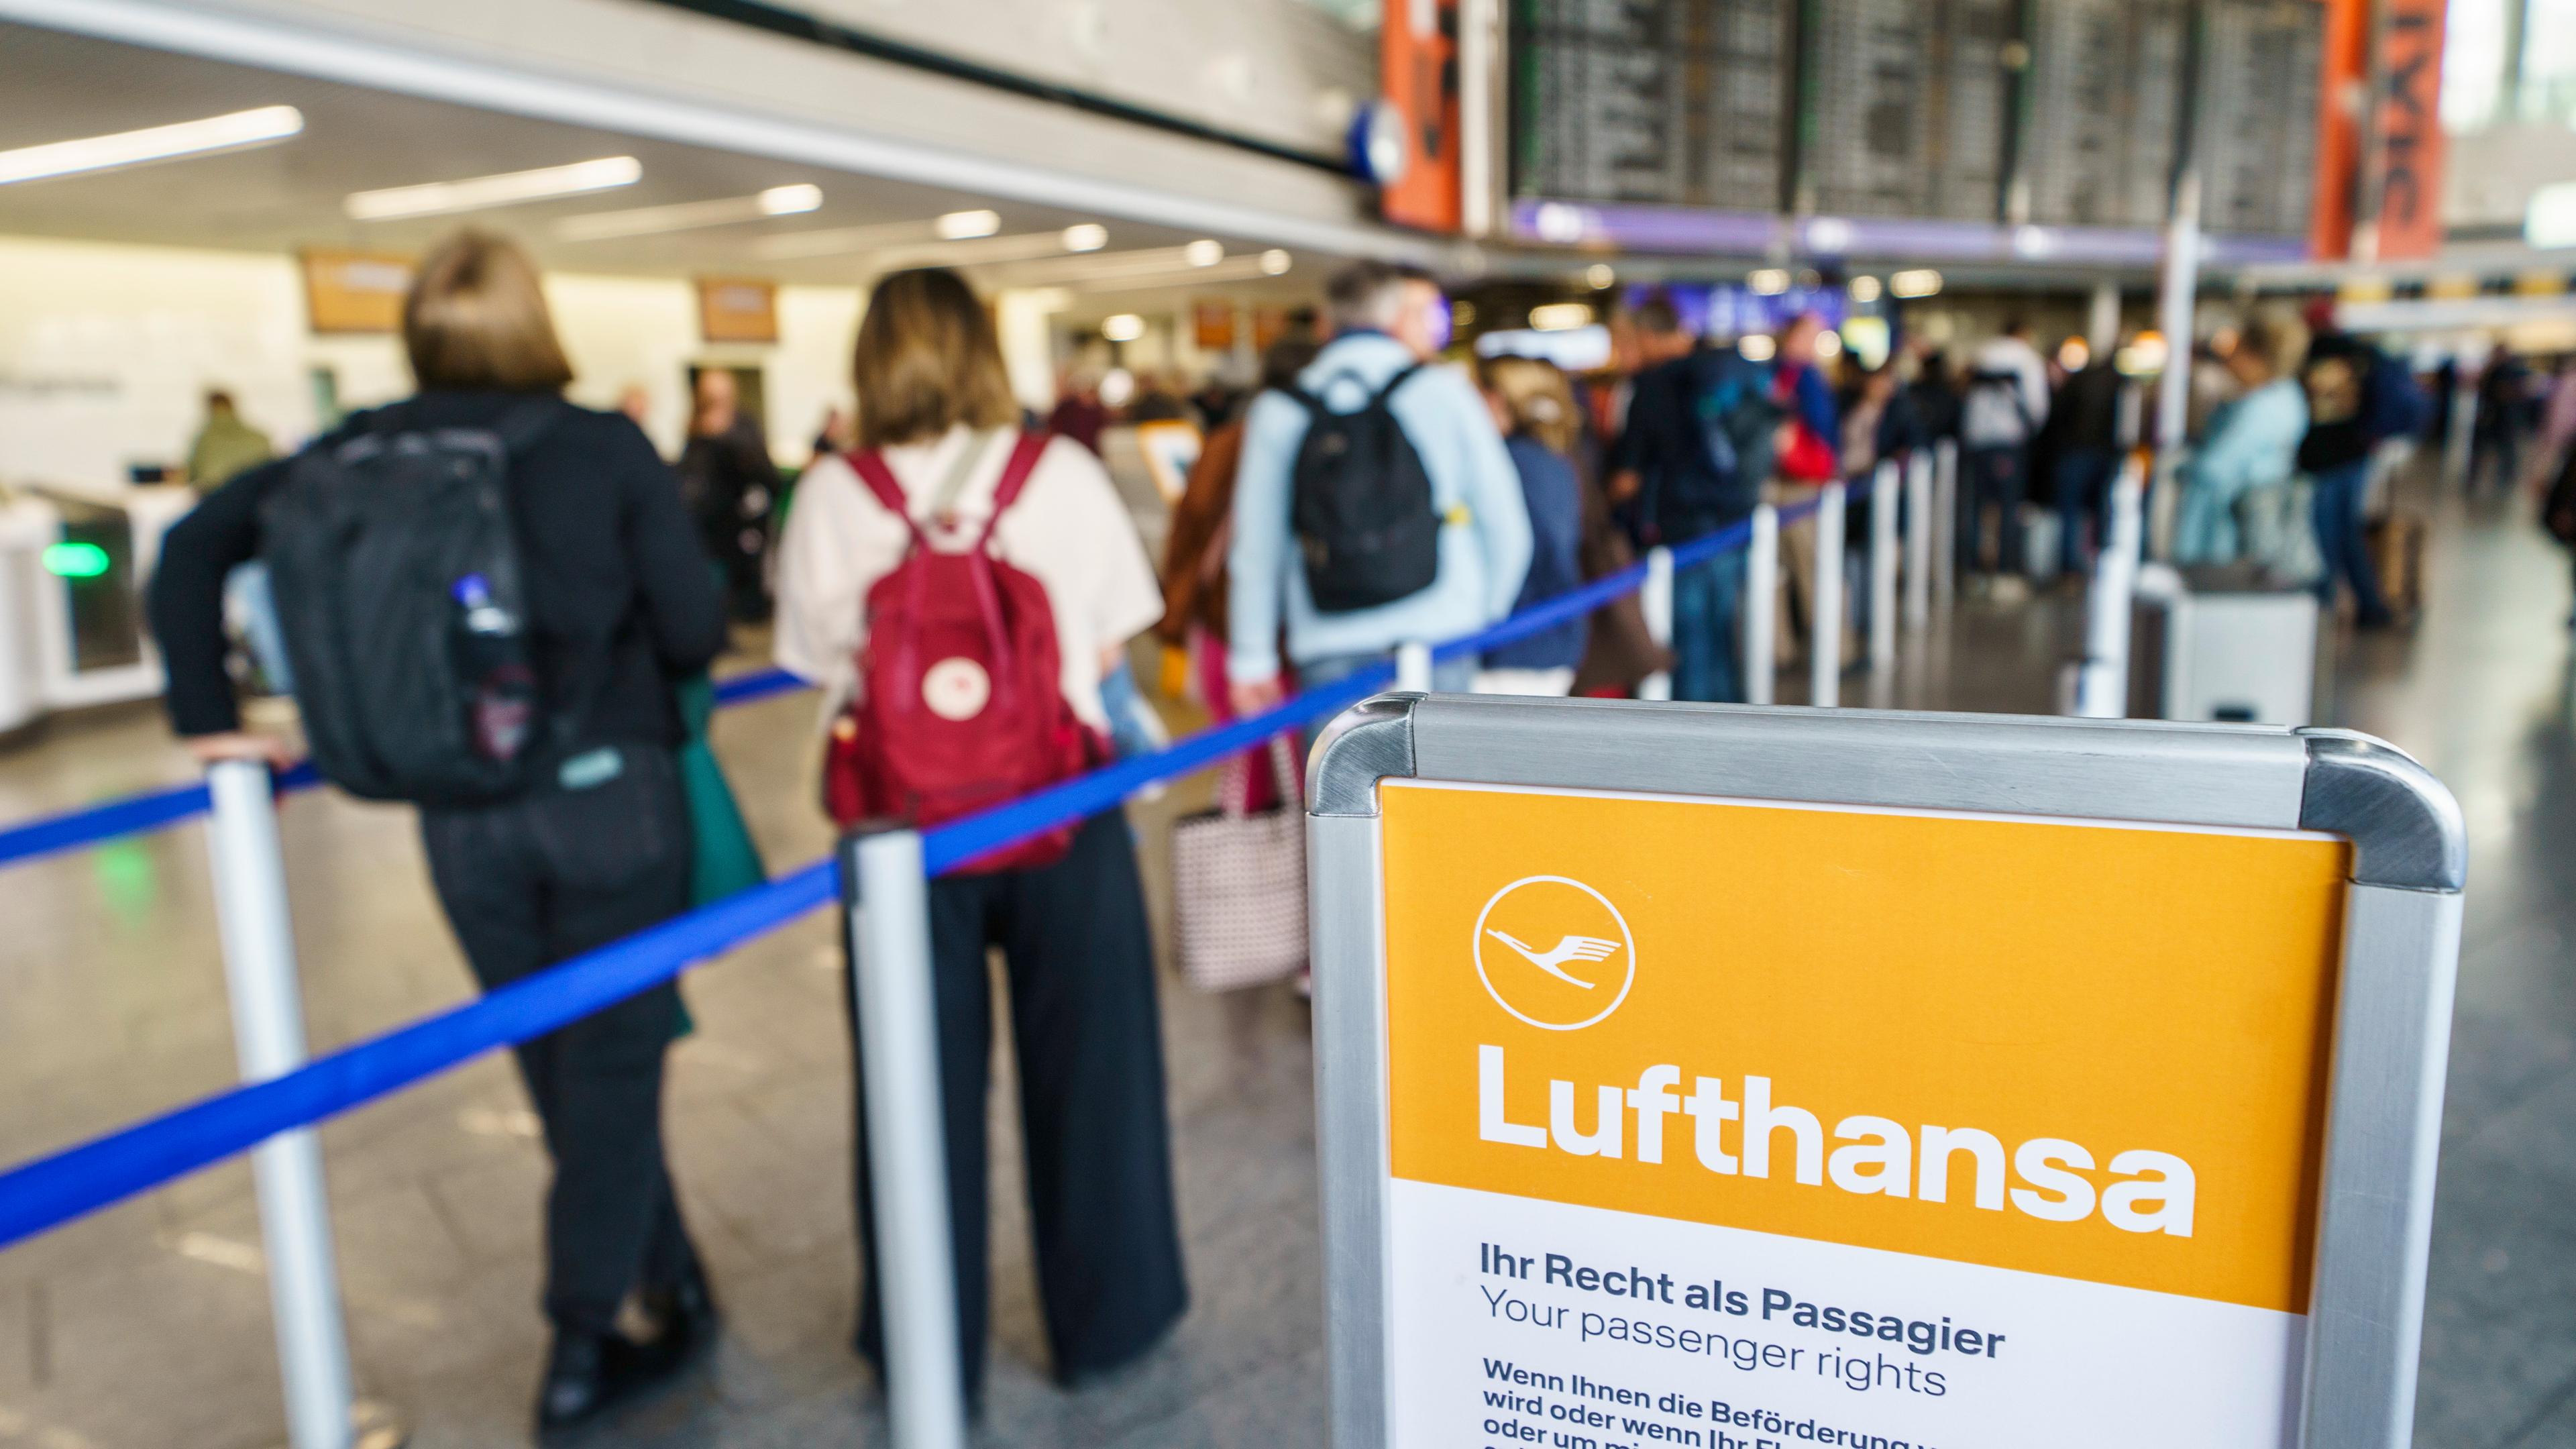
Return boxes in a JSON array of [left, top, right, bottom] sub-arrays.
[[0, 473, 2567, 1446]]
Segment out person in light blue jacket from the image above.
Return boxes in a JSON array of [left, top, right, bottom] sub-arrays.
[[2175, 313, 2312, 567], [1226, 261, 1532, 717]]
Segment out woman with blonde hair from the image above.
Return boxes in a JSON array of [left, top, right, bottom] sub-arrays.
[[148, 229, 729, 1433], [1474, 354, 1592, 694], [773, 267, 1185, 1401]]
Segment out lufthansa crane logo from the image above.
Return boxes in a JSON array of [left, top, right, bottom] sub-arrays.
[[1472, 875, 1637, 1031]]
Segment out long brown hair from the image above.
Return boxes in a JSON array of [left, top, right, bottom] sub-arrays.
[[850, 268, 1020, 449], [1478, 354, 1580, 456], [402, 229, 574, 394]]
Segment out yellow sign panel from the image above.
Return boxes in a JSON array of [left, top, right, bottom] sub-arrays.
[[1382, 780, 2349, 1316]]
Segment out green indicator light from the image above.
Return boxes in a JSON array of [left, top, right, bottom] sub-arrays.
[[42, 542, 111, 579]]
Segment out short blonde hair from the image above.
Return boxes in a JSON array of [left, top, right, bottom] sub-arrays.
[[1478, 354, 1580, 456], [851, 268, 1019, 449], [402, 229, 573, 394]]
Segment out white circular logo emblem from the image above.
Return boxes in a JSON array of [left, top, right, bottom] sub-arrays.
[[1472, 875, 1636, 1032], [922, 657, 991, 721]]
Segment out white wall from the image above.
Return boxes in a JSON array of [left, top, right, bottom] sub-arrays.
[[0, 236, 868, 494]]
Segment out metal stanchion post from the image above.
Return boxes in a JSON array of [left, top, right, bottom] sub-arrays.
[[1639, 546, 1674, 702], [1869, 460, 1898, 671], [2073, 462, 2147, 718], [1932, 439, 1958, 606], [1743, 503, 1778, 706], [1903, 450, 1932, 630], [1394, 641, 1434, 694], [841, 829, 969, 1449], [1809, 482, 1845, 708], [204, 761, 368, 1449]]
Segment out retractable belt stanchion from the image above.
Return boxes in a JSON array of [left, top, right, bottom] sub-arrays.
[[1932, 439, 1959, 606], [1743, 502, 1778, 706], [1638, 546, 1674, 702], [839, 828, 969, 1449], [1393, 641, 1434, 694], [1903, 449, 1932, 630], [204, 761, 362, 1449], [1869, 459, 1899, 670], [2073, 461, 2147, 719], [1809, 482, 1846, 708]]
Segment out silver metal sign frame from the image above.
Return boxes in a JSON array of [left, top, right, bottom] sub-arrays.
[[1307, 693, 2465, 1449]]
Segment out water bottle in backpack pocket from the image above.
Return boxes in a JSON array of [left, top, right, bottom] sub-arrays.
[[260, 400, 561, 804]]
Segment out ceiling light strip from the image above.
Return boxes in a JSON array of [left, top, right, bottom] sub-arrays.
[[0, 104, 303, 186], [345, 155, 642, 221], [555, 183, 820, 241]]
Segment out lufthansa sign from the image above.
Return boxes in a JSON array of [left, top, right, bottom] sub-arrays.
[[1307, 697, 2465, 1449]]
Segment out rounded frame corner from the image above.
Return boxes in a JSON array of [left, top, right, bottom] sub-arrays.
[[1307, 693, 1422, 818], [2297, 729, 2468, 893]]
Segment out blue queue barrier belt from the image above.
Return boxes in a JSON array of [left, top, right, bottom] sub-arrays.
[[0, 672, 806, 873], [0, 480, 1867, 1249]]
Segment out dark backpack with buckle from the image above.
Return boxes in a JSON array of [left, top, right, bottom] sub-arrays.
[[259, 400, 559, 806], [1284, 362, 1442, 612]]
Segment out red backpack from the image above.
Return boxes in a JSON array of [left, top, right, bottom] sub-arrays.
[[822, 432, 1095, 871]]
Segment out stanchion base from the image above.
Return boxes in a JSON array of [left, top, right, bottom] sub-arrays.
[[256, 1399, 408, 1449]]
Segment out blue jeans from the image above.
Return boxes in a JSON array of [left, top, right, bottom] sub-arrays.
[[1670, 548, 1748, 704], [2310, 459, 2392, 624], [2053, 448, 2118, 576]]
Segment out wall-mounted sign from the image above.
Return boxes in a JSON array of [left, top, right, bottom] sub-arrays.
[[1379, 0, 1462, 232], [696, 277, 780, 344], [2368, 0, 2450, 261], [300, 250, 415, 335], [1252, 305, 1295, 356], [1192, 300, 1238, 352]]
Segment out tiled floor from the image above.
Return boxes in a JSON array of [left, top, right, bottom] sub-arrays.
[[0, 474, 2568, 1446]]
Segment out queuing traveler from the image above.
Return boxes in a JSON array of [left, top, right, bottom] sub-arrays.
[[184, 388, 274, 490], [1157, 335, 1320, 808], [771, 267, 1185, 1401], [146, 229, 729, 1435], [1765, 315, 1843, 667], [1473, 355, 1589, 696], [2299, 313, 2416, 627], [1957, 319, 2051, 588], [1607, 306, 1768, 701], [2472, 345, 2534, 493], [2044, 348, 2125, 577], [2176, 312, 2312, 567], [676, 368, 782, 623], [1225, 260, 1531, 714]]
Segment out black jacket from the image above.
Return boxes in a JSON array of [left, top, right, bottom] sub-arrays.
[[149, 391, 727, 750]]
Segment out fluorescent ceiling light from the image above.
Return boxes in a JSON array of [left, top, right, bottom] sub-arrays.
[[1848, 275, 1884, 303], [345, 156, 641, 221], [1585, 263, 1615, 290], [1888, 268, 1943, 299], [555, 183, 821, 241], [1747, 268, 1790, 296], [1184, 238, 1226, 267], [1261, 249, 1293, 276], [1063, 223, 1109, 252], [0, 105, 303, 186], [1530, 303, 1595, 331], [936, 209, 1002, 239], [1102, 313, 1146, 342], [755, 217, 943, 260], [1071, 254, 1292, 292]]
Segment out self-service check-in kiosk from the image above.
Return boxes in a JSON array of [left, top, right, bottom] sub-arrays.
[[0, 483, 197, 729]]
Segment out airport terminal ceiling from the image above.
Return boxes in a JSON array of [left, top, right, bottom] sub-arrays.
[[0, 23, 1332, 305]]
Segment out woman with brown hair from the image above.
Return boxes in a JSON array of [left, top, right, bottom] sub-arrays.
[[148, 229, 729, 1433], [772, 268, 1185, 1401]]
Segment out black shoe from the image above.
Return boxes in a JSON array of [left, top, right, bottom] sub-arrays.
[[641, 1264, 720, 1366], [536, 1327, 693, 1437], [537, 1330, 616, 1434]]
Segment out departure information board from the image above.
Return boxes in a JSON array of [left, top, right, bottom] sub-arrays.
[[1509, 0, 1788, 210], [1504, 0, 2326, 248], [2197, 0, 2326, 239], [2025, 0, 2189, 229]]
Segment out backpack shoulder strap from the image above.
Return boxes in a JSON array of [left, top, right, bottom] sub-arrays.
[[975, 431, 1053, 549], [844, 449, 930, 548], [1372, 362, 1430, 409]]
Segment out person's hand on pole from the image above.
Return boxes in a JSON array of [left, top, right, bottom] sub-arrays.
[[1230, 676, 1287, 718], [186, 731, 297, 770]]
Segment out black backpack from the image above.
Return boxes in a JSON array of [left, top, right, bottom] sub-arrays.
[[1640, 352, 1779, 540], [1284, 364, 1442, 613], [259, 400, 557, 805]]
